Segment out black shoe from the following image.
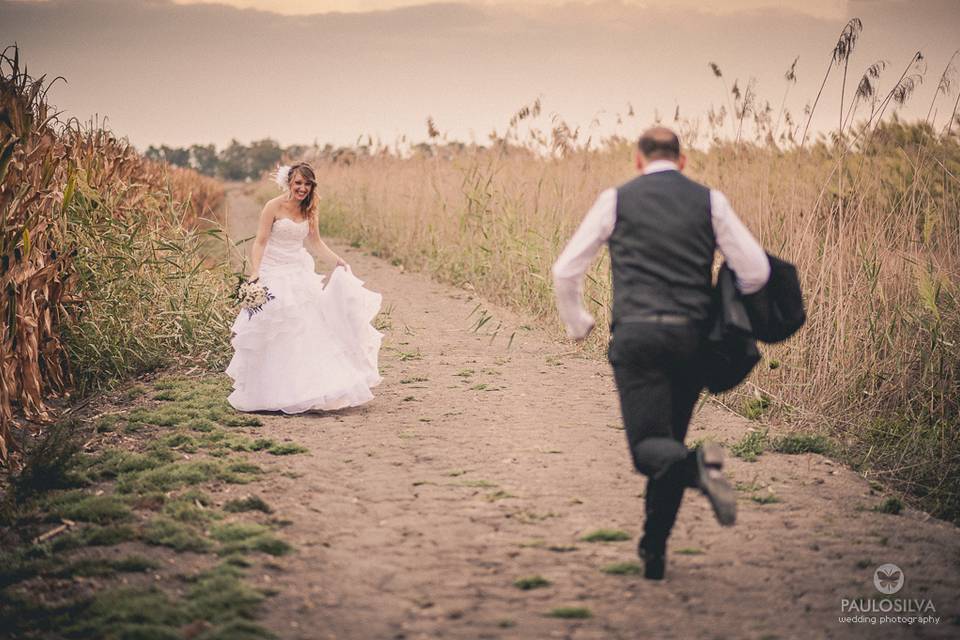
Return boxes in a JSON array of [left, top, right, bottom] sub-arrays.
[[697, 442, 737, 526], [638, 542, 666, 580]]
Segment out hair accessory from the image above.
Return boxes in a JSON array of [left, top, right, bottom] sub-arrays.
[[273, 165, 292, 192]]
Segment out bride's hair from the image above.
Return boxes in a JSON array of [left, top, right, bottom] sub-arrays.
[[287, 162, 318, 218]]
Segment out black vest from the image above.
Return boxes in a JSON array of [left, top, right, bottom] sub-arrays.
[[610, 170, 715, 323]]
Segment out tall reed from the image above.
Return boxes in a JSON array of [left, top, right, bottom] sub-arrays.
[[306, 116, 959, 521]]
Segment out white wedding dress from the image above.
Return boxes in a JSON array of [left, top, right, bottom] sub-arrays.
[[226, 217, 382, 413]]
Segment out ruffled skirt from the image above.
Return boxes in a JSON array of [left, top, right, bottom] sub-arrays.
[[226, 259, 383, 413]]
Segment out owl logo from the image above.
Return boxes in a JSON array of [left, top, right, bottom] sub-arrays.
[[873, 563, 904, 595]]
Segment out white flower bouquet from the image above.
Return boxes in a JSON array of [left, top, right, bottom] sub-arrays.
[[236, 278, 275, 319]]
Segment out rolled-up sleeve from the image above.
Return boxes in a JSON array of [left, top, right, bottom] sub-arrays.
[[552, 188, 617, 339], [710, 190, 770, 294]]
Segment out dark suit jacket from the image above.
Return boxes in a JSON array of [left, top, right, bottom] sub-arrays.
[[702, 254, 805, 393]]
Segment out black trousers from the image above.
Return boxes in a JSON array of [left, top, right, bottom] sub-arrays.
[[608, 321, 704, 555]]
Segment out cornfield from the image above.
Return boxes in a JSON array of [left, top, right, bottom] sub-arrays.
[[0, 46, 231, 465]]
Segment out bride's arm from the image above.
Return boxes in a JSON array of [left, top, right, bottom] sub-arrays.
[[305, 217, 348, 269], [248, 203, 276, 280]]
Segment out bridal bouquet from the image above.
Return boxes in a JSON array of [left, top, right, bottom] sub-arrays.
[[236, 278, 275, 319]]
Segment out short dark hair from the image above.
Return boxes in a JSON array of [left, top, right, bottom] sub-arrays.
[[637, 127, 681, 161]]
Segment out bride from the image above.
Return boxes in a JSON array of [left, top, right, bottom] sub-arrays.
[[226, 162, 383, 413]]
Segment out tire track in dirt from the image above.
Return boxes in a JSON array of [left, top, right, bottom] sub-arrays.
[[223, 185, 958, 640]]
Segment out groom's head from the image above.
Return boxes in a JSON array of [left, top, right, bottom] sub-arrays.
[[635, 127, 685, 172]]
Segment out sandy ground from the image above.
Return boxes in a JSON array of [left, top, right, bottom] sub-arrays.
[[223, 185, 959, 640]]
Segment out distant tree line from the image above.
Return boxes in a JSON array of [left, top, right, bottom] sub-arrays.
[[144, 139, 315, 181], [145, 138, 479, 178]]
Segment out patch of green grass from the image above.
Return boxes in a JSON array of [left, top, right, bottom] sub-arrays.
[[600, 562, 641, 575], [192, 620, 276, 640], [143, 516, 211, 552], [127, 405, 191, 428], [159, 432, 200, 452], [122, 384, 148, 400], [213, 434, 275, 453], [772, 434, 831, 455], [52, 524, 138, 551], [742, 393, 771, 420], [123, 379, 261, 431], [455, 369, 474, 377], [162, 491, 219, 524], [731, 429, 768, 462], [185, 563, 266, 624], [513, 575, 550, 590], [186, 417, 218, 432], [675, 547, 704, 555], [63, 586, 187, 637], [112, 555, 160, 572], [547, 606, 592, 619], [0, 549, 55, 589], [581, 529, 630, 542], [95, 414, 123, 433], [399, 376, 429, 384], [226, 461, 263, 477], [211, 523, 293, 557], [546, 544, 578, 553], [87, 448, 174, 479], [45, 491, 132, 524], [220, 414, 263, 428], [486, 490, 516, 501], [875, 497, 903, 515], [12, 419, 85, 499], [2, 374, 287, 640], [117, 460, 225, 494], [55, 555, 159, 578], [211, 522, 270, 543], [267, 442, 308, 456], [224, 495, 273, 514]]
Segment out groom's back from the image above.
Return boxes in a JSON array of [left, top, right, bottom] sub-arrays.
[[610, 170, 715, 322]]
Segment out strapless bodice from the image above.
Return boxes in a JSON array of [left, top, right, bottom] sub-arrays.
[[261, 217, 310, 270]]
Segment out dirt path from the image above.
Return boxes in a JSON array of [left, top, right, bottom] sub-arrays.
[[223, 186, 958, 640]]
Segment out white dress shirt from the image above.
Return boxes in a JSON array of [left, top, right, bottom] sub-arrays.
[[551, 160, 770, 339]]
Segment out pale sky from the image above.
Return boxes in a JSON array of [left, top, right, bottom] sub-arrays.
[[1, 0, 957, 150], [171, 0, 846, 20]]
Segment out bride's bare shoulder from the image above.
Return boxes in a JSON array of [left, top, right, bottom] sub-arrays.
[[260, 196, 285, 219]]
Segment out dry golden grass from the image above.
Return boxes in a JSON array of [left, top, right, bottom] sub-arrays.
[[304, 122, 959, 520]]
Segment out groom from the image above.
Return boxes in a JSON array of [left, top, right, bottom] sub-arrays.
[[552, 127, 770, 579]]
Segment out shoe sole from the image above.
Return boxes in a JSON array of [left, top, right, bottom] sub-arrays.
[[698, 443, 737, 527]]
